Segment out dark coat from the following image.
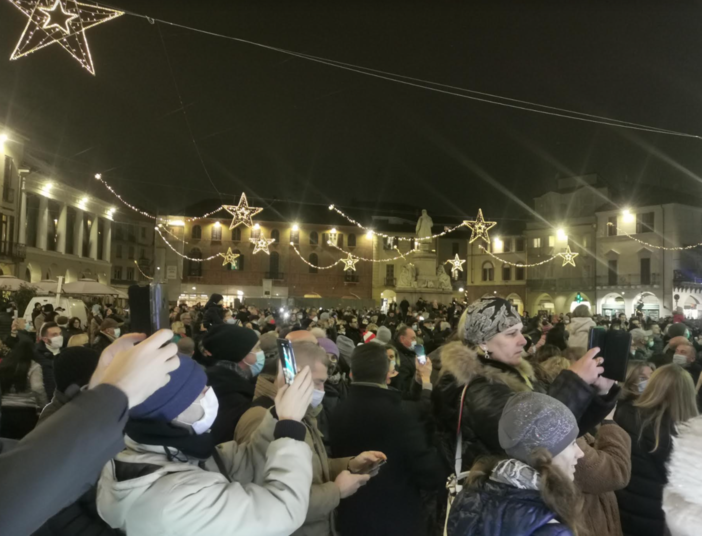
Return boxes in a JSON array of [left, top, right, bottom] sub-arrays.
[[433, 342, 619, 473], [0, 311, 13, 341], [34, 342, 57, 401], [206, 364, 255, 445], [614, 401, 672, 536], [345, 326, 363, 347], [393, 340, 418, 397], [4, 329, 34, 350], [203, 303, 224, 330], [330, 384, 449, 536], [0, 384, 127, 536], [446, 480, 572, 536]]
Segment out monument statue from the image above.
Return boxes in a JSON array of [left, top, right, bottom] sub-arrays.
[[416, 209, 434, 238], [437, 265, 452, 291], [398, 265, 413, 287]]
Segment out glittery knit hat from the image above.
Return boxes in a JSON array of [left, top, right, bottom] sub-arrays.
[[463, 297, 521, 346], [498, 391, 578, 463]]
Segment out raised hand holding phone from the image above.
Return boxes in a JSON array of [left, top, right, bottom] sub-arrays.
[[275, 366, 314, 422]]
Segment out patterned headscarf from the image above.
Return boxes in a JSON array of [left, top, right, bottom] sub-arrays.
[[462, 297, 522, 346]]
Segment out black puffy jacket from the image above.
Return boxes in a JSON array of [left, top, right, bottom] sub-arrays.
[[433, 342, 619, 473], [614, 401, 672, 536], [203, 303, 224, 330], [447, 480, 572, 536]]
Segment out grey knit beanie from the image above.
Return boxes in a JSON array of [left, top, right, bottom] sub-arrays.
[[498, 391, 578, 463], [375, 325, 392, 344], [463, 297, 521, 346]]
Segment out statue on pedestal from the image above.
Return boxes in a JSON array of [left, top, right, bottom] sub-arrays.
[[416, 209, 434, 239], [437, 265, 452, 291], [398, 265, 413, 288]]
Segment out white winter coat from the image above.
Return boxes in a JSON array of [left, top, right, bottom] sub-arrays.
[[663, 415, 702, 536], [97, 411, 312, 536], [566, 317, 596, 349]]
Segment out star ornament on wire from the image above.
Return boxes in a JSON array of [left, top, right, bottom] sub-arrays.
[[219, 247, 240, 266], [7, 0, 124, 75], [223, 193, 263, 229], [558, 245, 579, 267], [445, 254, 466, 279], [464, 209, 497, 245], [250, 235, 275, 255], [341, 253, 359, 272]]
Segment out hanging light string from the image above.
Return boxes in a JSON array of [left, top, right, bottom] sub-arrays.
[[133, 259, 153, 280], [327, 240, 417, 262], [606, 222, 702, 250], [158, 223, 191, 244], [329, 205, 467, 241], [290, 243, 340, 270], [479, 245, 559, 267], [94, 174, 157, 219], [155, 226, 220, 261], [95, 2, 702, 140]]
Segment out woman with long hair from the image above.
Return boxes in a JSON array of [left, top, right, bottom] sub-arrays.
[[66, 316, 84, 339], [620, 360, 655, 402], [446, 391, 586, 535], [615, 364, 698, 536], [0, 340, 48, 438]]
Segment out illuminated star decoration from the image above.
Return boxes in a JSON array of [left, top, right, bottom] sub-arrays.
[[219, 247, 240, 267], [464, 209, 497, 245], [223, 193, 263, 229], [341, 253, 359, 272], [558, 245, 579, 267], [250, 234, 275, 255], [7, 0, 124, 75], [445, 254, 466, 280]]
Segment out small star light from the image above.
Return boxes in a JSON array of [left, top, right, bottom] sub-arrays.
[[250, 235, 275, 255], [219, 247, 240, 267], [223, 193, 263, 229], [558, 245, 579, 267], [7, 0, 124, 75], [464, 209, 497, 245], [341, 253, 359, 272], [445, 254, 466, 279]]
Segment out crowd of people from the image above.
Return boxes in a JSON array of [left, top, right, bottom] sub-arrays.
[[1, 291, 702, 535]]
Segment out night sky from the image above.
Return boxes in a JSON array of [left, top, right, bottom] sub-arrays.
[[1, 0, 702, 225]]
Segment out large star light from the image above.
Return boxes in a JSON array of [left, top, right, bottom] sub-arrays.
[[219, 247, 240, 267], [341, 253, 359, 272], [558, 245, 579, 267], [464, 209, 497, 245], [7, 0, 124, 75], [250, 234, 275, 255], [445, 254, 466, 279], [223, 193, 263, 229]]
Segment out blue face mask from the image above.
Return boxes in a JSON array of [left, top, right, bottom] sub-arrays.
[[247, 350, 265, 377]]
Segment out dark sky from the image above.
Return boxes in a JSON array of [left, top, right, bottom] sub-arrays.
[[1, 0, 702, 225]]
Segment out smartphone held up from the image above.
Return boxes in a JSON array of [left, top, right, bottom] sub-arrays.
[[587, 327, 631, 382], [277, 338, 298, 385]]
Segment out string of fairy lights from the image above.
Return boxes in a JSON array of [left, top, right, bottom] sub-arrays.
[[83, 174, 702, 276], [133, 259, 153, 280]]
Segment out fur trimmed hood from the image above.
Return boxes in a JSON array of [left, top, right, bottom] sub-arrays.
[[664, 415, 702, 536], [439, 341, 534, 392]]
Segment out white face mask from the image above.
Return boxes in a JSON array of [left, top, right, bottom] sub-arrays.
[[311, 389, 325, 408], [113, 328, 121, 338], [410, 340, 417, 350], [226, 317, 236, 324], [179, 388, 219, 435], [673, 354, 688, 366], [48, 335, 63, 349]]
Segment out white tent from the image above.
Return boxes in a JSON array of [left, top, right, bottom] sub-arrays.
[[62, 279, 128, 298], [0, 275, 39, 292]]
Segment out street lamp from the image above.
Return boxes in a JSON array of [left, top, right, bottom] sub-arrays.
[[557, 228, 567, 240], [622, 209, 634, 223]]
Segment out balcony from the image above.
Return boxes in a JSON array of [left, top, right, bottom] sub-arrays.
[[184, 275, 204, 283], [384, 277, 396, 287], [344, 273, 360, 283], [596, 273, 661, 287], [111, 279, 137, 286], [0, 241, 25, 261], [265, 272, 285, 280]]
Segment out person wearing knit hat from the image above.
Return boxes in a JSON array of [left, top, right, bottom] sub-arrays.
[[203, 293, 225, 330], [336, 335, 355, 373], [91, 317, 120, 355], [203, 324, 265, 445], [446, 391, 585, 535], [259, 331, 279, 359], [432, 295, 619, 511], [373, 325, 392, 345], [97, 359, 320, 536], [363, 331, 376, 344]]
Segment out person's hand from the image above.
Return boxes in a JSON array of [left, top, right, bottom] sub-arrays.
[[569, 348, 604, 385], [349, 451, 387, 474], [89, 330, 179, 408], [335, 470, 371, 499], [415, 357, 433, 384], [593, 375, 616, 396], [274, 366, 314, 422]]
